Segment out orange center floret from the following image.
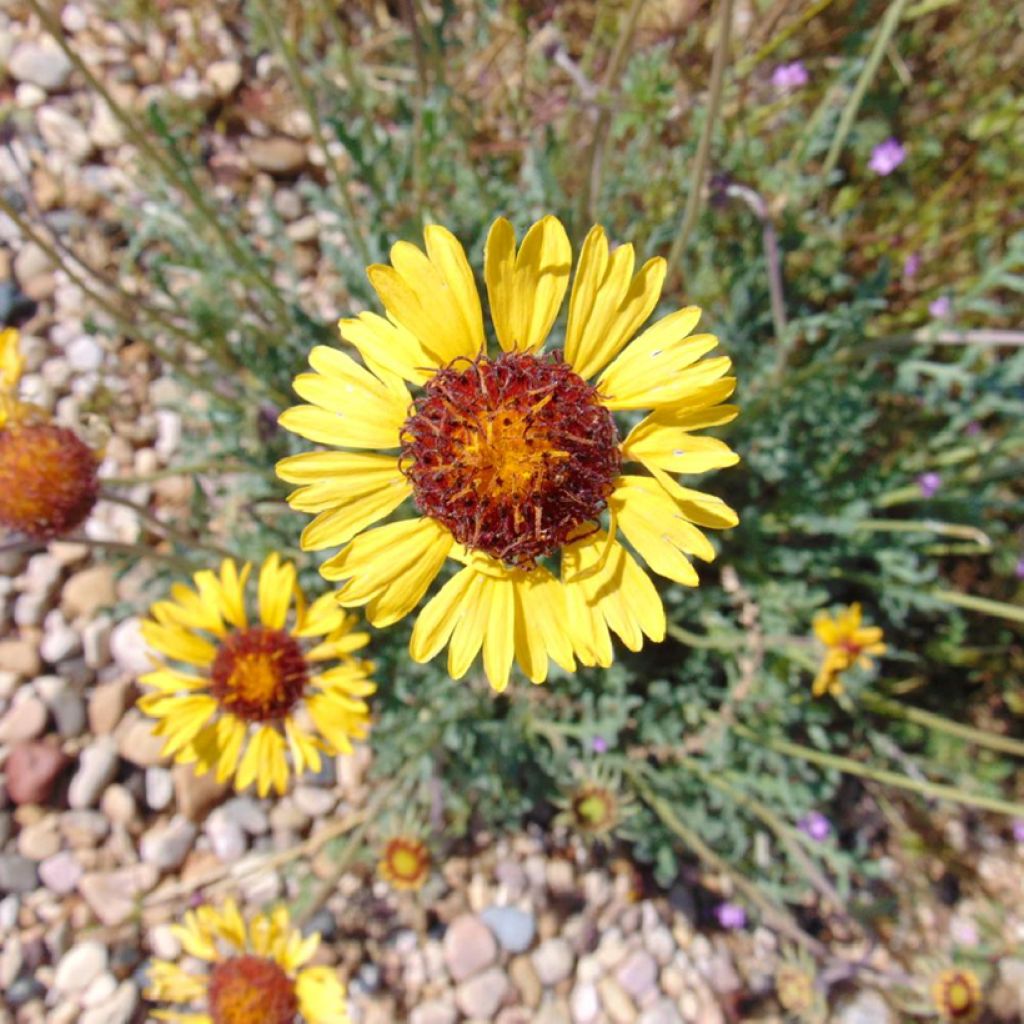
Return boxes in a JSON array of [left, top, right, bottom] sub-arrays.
[[208, 955, 298, 1024], [401, 353, 621, 566], [210, 628, 308, 722], [384, 838, 429, 883], [573, 787, 615, 830], [0, 422, 98, 539]]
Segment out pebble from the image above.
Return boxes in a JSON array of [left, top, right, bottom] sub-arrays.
[[80, 980, 139, 1024], [570, 982, 601, 1023], [443, 914, 498, 982], [109, 617, 153, 676], [410, 998, 458, 1024], [834, 990, 897, 1024], [100, 783, 137, 826], [638, 1000, 683, 1024], [293, 785, 336, 817], [17, 817, 60, 861], [206, 808, 247, 861], [54, 941, 108, 994], [481, 905, 537, 953], [40, 611, 82, 664], [116, 712, 167, 767], [510, 955, 543, 1008], [533, 937, 576, 987], [82, 615, 113, 668], [0, 854, 39, 893], [78, 864, 158, 927], [66, 336, 105, 373], [0, 695, 48, 743], [61, 565, 117, 619], [82, 972, 117, 1006], [145, 766, 174, 810], [48, 685, 87, 737], [598, 977, 637, 1023], [174, 762, 230, 821], [220, 796, 269, 834], [8, 40, 73, 91], [68, 738, 119, 809], [246, 137, 308, 176], [140, 815, 197, 869], [616, 949, 659, 999], [88, 678, 133, 734], [206, 59, 243, 97], [0, 638, 42, 678], [5, 742, 69, 805], [455, 966, 509, 1018], [38, 851, 83, 895], [37, 106, 93, 162]]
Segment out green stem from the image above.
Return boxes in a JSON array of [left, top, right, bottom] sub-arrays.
[[819, 0, 913, 182], [625, 764, 828, 956], [929, 589, 1024, 626], [666, 0, 735, 282], [252, 0, 371, 266], [734, 725, 1024, 817], [735, 0, 839, 77], [862, 692, 1024, 759]]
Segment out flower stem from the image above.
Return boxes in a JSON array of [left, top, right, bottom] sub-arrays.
[[666, 0, 735, 285], [733, 724, 1024, 817]]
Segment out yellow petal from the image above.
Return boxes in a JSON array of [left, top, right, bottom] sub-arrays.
[[485, 215, 572, 354], [409, 565, 478, 663], [258, 553, 296, 630], [481, 575, 515, 691], [277, 451, 406, 512], [623, 415, 739, 475], [646, 466, 740, 530], [142, 620, 217, 667], [447, 572, 492, 679], [564, 225, 666, 380], [367, 227, 484, 365], [295, 965, 351, 1024], [512, 568, 576, 682], [299, 478, 412, 552], [340, 311, 440, 385]]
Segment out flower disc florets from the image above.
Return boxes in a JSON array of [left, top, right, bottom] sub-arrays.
[[400, 352, 621, 566], [378, 835, 431, 890], [210, 627, 309, 722], [0, 421, 98, 539], [207, 955, 298, 1024], [932, 968, 983, 1022]]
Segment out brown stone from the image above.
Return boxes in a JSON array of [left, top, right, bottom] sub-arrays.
[[173, 762, 230, 822], [5, 742, 69, 805], [61, 565, 117, 619], [245, 137, 308, 176], [78, 864, 158, 927], [0, 638, 42, 678], [87, 678, 133, 735]]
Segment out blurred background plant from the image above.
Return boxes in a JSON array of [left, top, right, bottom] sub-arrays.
[[4, 0, 1023, 991]]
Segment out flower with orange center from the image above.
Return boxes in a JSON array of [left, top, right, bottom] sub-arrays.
[[0, 328, 98, 539], [138, 554, 375, 796], [931, 968, 983, 1023], [146, 898, 350, 1023], [377, 835, 431, 891], [811, 602, 887, 697], [278, 216, 740, 691]]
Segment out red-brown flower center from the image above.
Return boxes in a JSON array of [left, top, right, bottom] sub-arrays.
[[0, 422, 98, 539], [208, 955, 298, 1024], [210, 628, 308, 722], [380, 837, 430, 887], [400, 353, 620, 566]]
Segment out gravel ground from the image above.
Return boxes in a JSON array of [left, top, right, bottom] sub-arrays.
[[1, 4, 1023, 1023]]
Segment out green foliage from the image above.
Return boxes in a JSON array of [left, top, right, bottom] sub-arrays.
[[65, 0, 1024, 938]]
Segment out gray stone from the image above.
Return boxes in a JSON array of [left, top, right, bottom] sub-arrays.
[[616, 949, 658, 999], [532, 938, 575, 987], [219, 796, 269, 834], [443, 914, 498, 982], [481, 905, 536, 953], [8, 40, 73, 91], [0, 854, 38, 893], [38, 851, 82, 895], [455, 966, 508, 1018], [140, 815, 197, 870], [47, 685, 87, 738], [78, 864, 158, 927], [206, 809, 246, 861], [638, 1000, 683, 1024], [68, 738, 118, 808]]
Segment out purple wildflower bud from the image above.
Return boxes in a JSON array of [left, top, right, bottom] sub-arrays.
[[929, 295, 952, 319], [1015, 558, 1024, 582], [902, 252, 921, 280], [715, 902, 747, 929], [592, 736, 608, 754], [771, 61, 809, 92], [1011, 819, 1024, 842], [965, 421, 981, 437], [917, 472, 942, 498], [869, 138, 907, 176], [798, 811, 832, 841]]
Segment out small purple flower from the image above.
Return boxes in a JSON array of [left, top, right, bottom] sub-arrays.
[[771, 61, 809, 92], [798, 811, 832, 841], [965, 421, 981, 437], [869, 138, 906, 176], [1015, 558, 1024, 582], [917, 472, 942, 499], [929, 295, 952, 319], [902, 252, 921, 281], [715, 902, 747, 929], [1012, 819, 1024, 843], [591, 736, 608, 754]]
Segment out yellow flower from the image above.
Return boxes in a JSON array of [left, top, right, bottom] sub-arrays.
[[931, 967, 983, 1023], [811, 602, 886, 697], [146, 898, 350, 1023], [278, 216, 739, 691], [0, 327, 25, 415], [377, 835, 431, 891], [138, 554, 375, 797]]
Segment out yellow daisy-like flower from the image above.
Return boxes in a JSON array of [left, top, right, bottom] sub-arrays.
[[138, 554, 375, 797], [377, 835, 432, 891], [146, 898, 350, 1023], [0, 327, 25, 416], [278, 216, 740, 691], [811, 602, 886, 697], [931, 967, 983, 1023]]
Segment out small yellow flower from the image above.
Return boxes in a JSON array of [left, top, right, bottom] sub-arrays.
[[554, 762, 633, 841], [138, 554, 375, 797], [377, 835, 431, 891], [278, 216, 740, 691], [146, 898, 350, 1023], [811, 602, 886, 697], [0, 327, 25, 408], [931, 967, 983, 1023]]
